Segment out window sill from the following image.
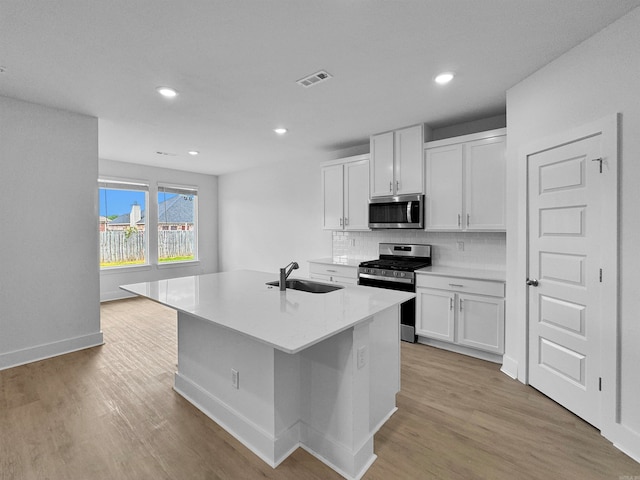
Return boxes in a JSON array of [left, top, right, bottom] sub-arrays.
[[157, 260, 200, 269], [100, 264, 152, 275]]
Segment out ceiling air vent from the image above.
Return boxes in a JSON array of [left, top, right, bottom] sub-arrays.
[[296, 70, 332, 88]]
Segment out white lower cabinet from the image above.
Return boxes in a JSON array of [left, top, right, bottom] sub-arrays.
[[308, 261, 358, 285], [416, 274, 505, 355]]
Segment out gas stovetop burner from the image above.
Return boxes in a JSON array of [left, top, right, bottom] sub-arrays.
[[359, 258, 431, 271]]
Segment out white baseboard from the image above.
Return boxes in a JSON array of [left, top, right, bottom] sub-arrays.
[[174, 372, 298, 468], [500, 354, 519, 380], [174, 371, 378, 479], [0, 332, 104, 371], [100, 289, 137, 303], [417, 337, 503, 363], [299, 422, 376, 480]]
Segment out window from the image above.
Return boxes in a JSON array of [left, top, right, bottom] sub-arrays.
[[99, 179, 149, 268], [157, 184, 198, 263]]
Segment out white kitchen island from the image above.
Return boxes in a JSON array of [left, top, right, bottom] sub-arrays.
[[121, 270, 413, 480]]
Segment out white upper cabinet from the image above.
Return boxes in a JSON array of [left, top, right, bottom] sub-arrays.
[[370, 124, 424, 197], [321, 155, 370, 231], [464, 136, 507, 230], [321, 164, 344, 230], [343, 159, 370, 230], [370, 131, 394, 197], [425, 143, 463, 230], [425, 128, 506, 231]]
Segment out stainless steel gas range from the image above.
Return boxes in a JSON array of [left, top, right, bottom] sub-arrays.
[[358, 243, 432, 342]]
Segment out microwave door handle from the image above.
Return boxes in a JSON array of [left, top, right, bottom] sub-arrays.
[[407, 202, 412, 223]]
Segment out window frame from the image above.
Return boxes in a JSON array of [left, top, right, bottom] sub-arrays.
[[98, 177, 150, 270], [156, 183, 199, 266]]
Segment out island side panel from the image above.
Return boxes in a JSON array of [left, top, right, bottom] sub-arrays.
[[368, 304, 401, 432], [273, 349, 302, 463], [174, 311, 280, 466], [298, 320, 376, 479]]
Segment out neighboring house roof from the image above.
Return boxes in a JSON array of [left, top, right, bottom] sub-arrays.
[[107, 195, 193, 226], [158, 194, 194, 224]]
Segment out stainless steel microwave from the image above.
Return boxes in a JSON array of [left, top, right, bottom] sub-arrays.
[[368, 194, 424, 229]]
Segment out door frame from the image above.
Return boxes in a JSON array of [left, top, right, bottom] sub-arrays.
[[517, 114, 618, 437]]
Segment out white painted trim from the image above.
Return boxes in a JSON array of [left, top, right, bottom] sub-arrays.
[[425, 127, 506, 149], [500, 354, 518, 379], [417, 336, 503, 364], [299, 422, 376, 480], [321, 153, 370, 168], [100, 289, 138, 303], [0, 332, 104, 371], [518, 114, 622, 447], [174, 372, 296, 468]]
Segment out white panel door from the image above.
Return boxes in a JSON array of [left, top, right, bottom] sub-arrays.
[[416, 288, 455, 342], [465, 136, 506, 230], [344, 159, 370, 230], [394, 124, 423, 195], [321, 164, 344, 230], [528, 134, 603, 427], [370, 131, 394, 197], [425, 144, 463, 230]]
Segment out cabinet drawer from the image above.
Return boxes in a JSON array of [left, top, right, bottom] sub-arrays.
[[309, 273, 357, 285], [309, 263, 358, 280], [416, 274, 504, 297]]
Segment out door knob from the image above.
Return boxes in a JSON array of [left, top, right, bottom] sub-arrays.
[[526, 278, 539, 287]]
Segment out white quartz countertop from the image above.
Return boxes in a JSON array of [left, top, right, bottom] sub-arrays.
[[308, 257, 361, 268], [416, 266, 506, 282], [121, 270, 413, 354]]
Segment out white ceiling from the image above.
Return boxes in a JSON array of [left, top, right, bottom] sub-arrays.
[[1, 1, 639, 176]]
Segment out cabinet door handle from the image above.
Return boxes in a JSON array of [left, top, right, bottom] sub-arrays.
[[339, 217, 343, 226], [458, 214, 461, 227], [389, 181, 393, 192], [396, 180, 400, 192], [449, 297, 453, 310], [326, 269, 337, 273], [344, 217, 349, 226], [459, 299, 463, 312], [467, 214, 470, 227], [448, 283, 464, 288]]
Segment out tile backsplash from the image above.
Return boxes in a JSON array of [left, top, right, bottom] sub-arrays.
[[333, 230, 506, 271]]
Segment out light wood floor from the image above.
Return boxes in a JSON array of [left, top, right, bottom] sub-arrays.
[[1, 297, 639, 480]]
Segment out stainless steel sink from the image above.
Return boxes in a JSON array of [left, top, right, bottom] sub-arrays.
[[266, 279, 344, 294]]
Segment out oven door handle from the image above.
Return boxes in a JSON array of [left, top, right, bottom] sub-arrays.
[[407, 201, 412, 223], [358, 273, 414, 285]]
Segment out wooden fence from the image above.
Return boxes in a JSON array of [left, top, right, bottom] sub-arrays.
[[100, 230, 194, 264]]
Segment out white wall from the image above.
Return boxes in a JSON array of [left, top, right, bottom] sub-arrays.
[[99, 159, 219, 301], [0, 96, 103, 370], [218, 156, 332, 277], [505, 7, 640, 460]]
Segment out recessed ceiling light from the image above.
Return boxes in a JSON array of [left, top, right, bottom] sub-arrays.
[[188, 150, 199, 156], [274, 128, 288, 135], [434, 72, 455, 85], [156, 86, 178, 98]]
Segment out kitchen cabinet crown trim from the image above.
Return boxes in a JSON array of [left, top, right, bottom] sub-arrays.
[[321, 153, 369, 168], [425, 127, 506, 149]]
